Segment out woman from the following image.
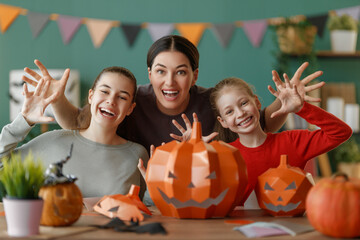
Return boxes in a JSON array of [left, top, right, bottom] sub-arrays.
[[1, 66, 148, 197], [23, 35, 324, 167]]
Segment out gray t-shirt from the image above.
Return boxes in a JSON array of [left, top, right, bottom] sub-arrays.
[[0, 114, 149, 197]]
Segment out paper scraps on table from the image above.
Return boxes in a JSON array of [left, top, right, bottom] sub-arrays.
[[233, 220, 314, 238], [93, 217, 167, 235]]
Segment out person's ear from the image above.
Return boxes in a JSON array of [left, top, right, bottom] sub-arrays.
[[255, 95, 262, 110], [88, 89, 94, 104], [217, 116, 229, 129], [126, 103, 136, 116], [148, 67, 152, 83], [191, 69, 199, 86]]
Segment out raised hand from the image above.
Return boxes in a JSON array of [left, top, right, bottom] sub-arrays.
[[170, 113, 218, 142], [22, 59, 70, 103], [21, 79, 59, 125], [268, 73, 304, 119], [271, 62, 324, 103]]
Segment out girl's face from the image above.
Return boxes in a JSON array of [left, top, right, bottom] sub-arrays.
[[148, 51, 198, 116], [216, 87, 262, 136], [88, 72, 136, 129]]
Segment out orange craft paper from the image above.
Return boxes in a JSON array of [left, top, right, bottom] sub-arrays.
[[146, 121, 248, 219], [176, 23, 207, 46], [93, 185, 151, 221], [0, 4, 22, 33], [255, 155, 313, 217]]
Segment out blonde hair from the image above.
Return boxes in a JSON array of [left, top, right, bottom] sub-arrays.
[[210, 77, 256, 142]]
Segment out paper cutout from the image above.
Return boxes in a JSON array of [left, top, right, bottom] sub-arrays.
[[255, 155, 312, 217], [225, 219, 255, 225], [86, 18, 113, 48], [176, 23, 207, 46], [121, 24, 142, 46], [147, 23, 174, 42], [93, 185, 151, 221], [146, 121, 248, 219], [242, 19, 267, 47], [26, 11, 50, 38], [0, 4, 21, 33], [211, 23, 236, 48], [307, 14, 328, 38], [57, 15, 82, 44], [335, 6, 360, 20]]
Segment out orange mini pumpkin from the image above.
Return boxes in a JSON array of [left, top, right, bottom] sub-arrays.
[[39, 182, 83, 226], [255, 155, 312, 217], [146, 122, 248, 219]]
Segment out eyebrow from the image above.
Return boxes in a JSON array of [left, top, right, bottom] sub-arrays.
[[99, 84, 131, 96], [154, 63, 189, 69]]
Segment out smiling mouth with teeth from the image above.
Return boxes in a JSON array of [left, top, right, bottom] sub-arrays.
[[100, 108, 115, 117], [238, 117, 252, 126], [162, 90, 179, 98]]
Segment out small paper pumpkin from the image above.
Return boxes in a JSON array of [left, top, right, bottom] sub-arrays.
[[146, 121, 248, 219], [255, 155, 312, 217]]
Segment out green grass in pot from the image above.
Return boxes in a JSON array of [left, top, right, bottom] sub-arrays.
[[328, 14, 358, 31], [0, 152, 45, 199]]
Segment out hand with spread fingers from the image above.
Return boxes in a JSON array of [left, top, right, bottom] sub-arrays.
[[21, 79, 59, 126], [170, 113, 218, 143], [23, 59, 70, 103]]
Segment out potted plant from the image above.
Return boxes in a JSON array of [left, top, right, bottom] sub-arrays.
[[333, 138, 360, 178], [328, 14, 358, 53], [0, 152, 45, 237]]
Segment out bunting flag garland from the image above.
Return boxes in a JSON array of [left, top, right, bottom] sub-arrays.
[[85, 18, 114, 48], [147, 23, 174, 42], [307, 14, 328, 38], [0, 3, 359, 49], [335, 6, 360, 20], [242, 19, 267, 48], [57, 15, 82, 44], [0, 4, 21, 33], [176, 23, 207, 46], [211, 23, 236, 48], [26, 11, 50, 38], [121, 24, 142, 46]]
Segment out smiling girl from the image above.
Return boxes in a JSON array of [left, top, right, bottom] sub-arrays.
[[210, 72, 352, 204], [0, 67, 148, 197]]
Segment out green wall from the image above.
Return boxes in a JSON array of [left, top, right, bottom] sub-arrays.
[[1, 0, 360, 129]]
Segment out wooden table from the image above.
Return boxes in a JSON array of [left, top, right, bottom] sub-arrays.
[[0, 204, 342, 239]]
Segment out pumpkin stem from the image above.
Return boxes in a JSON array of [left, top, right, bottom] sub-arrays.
[[279, 155, 288, 168], [189, 121, 202, 143], [332, 172, 349, 181]]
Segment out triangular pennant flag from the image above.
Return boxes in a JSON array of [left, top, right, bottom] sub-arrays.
[[121, 24, 142, 47], [307, 14, 328, 38], [242, 19, 267, 48], [211, 23, 236, 48], [86, 19, 113, 48], [176, 23, 207, 46], [57, 15, 82, 44], [147, 23, 174, 42], [26, 11, 50, 38], [0, 4, 21, 33], [335, 6, 360, 20]]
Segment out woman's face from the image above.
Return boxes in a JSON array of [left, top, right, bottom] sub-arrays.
[[88, 72, 136, 129], [148, 51, 198, 116]]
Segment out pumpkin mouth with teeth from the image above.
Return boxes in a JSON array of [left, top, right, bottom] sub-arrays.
[[146, 122, 248, 219]]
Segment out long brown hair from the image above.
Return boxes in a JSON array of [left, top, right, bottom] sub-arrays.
[[76, 66, 137, 129], [210, 77, 256, 142]]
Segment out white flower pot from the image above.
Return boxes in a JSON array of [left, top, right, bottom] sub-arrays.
[[330, 30, 358, 53], [3, 197, 43, 237]]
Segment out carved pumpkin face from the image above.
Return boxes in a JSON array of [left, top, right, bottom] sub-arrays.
[[146, 122, 248, 219], [39, 182, 83, 226], [255, 155, 312, 217]]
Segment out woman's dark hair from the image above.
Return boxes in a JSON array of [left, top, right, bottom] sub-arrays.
[[77, 66, 137, 129], [147, 35, 199, 71]]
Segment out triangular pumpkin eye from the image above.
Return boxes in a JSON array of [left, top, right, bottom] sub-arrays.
[[264, 182, 274, 191], [285, 181, 297, 190], [206, 171, 217, 179], [168, 171, 177, 179]]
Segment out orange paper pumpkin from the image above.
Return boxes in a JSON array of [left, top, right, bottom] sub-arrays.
[[255, 155, 312, 217], [39, 182, 83, 226], [146, 122, 248, 219]]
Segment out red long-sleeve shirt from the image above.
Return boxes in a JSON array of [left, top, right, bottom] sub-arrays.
[[230, 102, 352, 204]]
